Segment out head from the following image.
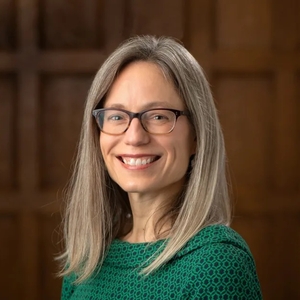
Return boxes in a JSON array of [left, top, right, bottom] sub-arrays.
[[97, 61, 196, 215], [63, 35, 231, 281]]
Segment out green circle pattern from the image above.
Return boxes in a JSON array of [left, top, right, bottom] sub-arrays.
[[62, 225, 262, 299]]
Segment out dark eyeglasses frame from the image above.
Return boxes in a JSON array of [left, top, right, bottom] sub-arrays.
[[92, 107, 190, 135]]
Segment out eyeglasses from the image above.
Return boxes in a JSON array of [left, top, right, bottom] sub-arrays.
[[92, 108, 190, 135]]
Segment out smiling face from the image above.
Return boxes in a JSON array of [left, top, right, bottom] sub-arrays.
[[99, 61, 196, 199]]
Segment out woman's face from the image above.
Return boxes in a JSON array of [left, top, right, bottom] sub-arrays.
[[99, 61, 196, 198]]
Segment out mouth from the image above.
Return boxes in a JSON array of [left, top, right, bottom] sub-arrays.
[[117, 156, 160, 166]]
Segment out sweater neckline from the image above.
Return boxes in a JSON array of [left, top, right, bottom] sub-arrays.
[[113, 237, 167, 246], [104, 238, 166, 268], [102, 225, 248, 269]]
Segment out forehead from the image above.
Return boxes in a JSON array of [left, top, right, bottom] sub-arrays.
[[103, 61, 184, 110]]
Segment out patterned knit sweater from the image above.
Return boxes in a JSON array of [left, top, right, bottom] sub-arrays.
[[61, 225, 262, 299]]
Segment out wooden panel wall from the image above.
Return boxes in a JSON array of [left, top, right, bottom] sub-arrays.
[[187, 1, 300, 299], [0, 0, 298, 299]]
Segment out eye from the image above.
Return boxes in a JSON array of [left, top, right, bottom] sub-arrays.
[[104, 111, 128, 122], [108, 115, 123, 121], [153, 114, 168, 120], [146, 112, 171, 122]]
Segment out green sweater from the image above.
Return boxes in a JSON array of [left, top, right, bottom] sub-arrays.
[[61, 225, 262, 299]]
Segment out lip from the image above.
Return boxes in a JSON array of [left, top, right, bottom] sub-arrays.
[[118, 154, 158, 158], [116, 154, 161, 169]]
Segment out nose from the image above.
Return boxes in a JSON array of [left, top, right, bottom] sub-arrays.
[[123, 118, 150, 146]]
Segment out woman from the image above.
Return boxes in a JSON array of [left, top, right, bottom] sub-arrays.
[[60, 35, 262, 299]]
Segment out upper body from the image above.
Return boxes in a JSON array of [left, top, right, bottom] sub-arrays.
[[61, 225, 262, 299], [59, 35, 262, 299]]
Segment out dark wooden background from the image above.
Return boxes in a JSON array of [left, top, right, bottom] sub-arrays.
[[0, 0, 299, 299]]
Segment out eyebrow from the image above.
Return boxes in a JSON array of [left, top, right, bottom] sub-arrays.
[[105, 101, 174, 110]]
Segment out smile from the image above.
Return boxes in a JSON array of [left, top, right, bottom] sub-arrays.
[[119, 156, 159, 166]]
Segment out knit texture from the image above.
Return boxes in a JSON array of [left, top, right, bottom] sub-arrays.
[[61, 225, 262, 299]]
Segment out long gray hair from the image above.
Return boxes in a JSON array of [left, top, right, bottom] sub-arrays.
[[59, 35, 231, 283]]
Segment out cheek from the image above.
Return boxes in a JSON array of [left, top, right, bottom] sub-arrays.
[[173, 121, 196, 155], [177, 133, 196, 157], [169, 140, 192, 170], [99, 135, 120, 172], [99, 136, 105, 156], [99, 135, 111, 165], [99, 135, 112, 154]]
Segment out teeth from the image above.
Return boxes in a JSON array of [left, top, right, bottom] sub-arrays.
[[122, 157, 156, 166]]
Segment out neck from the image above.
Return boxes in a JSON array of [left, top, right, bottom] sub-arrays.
[[122, 193, 173, 243]]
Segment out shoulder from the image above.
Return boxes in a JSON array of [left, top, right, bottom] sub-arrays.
[[195, 224, 250, 249], [61, 272, 77, 300], [180, 225, 257, 275], [176, 225, 262, 299], [177, 224, 252, 258], [176, 224, 256, 268]]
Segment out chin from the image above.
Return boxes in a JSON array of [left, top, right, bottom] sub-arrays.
[[117, 182, 153, 194], [120, 186, 147, 194]]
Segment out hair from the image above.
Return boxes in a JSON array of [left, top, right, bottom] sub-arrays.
[[58, 35, 231, 283]]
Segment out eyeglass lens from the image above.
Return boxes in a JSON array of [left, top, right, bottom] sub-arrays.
[[97, 109, 176, 134]]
